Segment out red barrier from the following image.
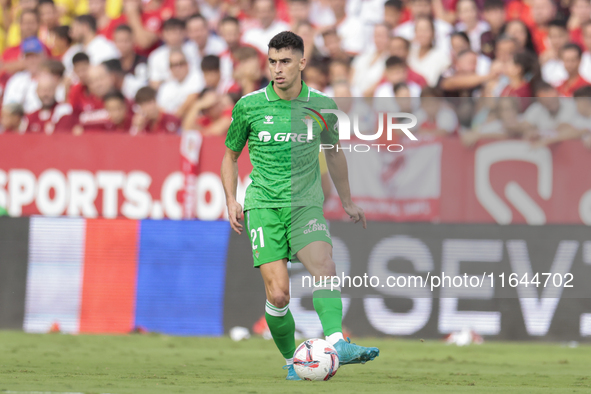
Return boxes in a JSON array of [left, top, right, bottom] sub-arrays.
[[1, 134, 590, 224]]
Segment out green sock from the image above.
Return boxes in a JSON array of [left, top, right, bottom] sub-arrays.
[[265, 300, 296, 360], [313, 280, 343, 337]]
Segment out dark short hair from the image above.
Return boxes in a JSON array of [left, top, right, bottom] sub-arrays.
[[533, 80, 555, 95], [52, 25, 71, 45], [201, 55, 220, 71], [41, 59, 65, 77], [483, 0, 504, 10], [393, 82, 408, 94], [103, 58, 124, 74], [420, 86, 443, 97], [187, 13, 206, 24], [75, 14, 97, 33], [135, 86, 157, 104], [391, 36, 410, 50], [163, 17, 185, 30], [574, 85, 591, 98], [384, 0, 403, 10], [72, 52, 90, 65], [37, 0, 56, 9], [451, 31, 470, 46], [561, 42, 583, 58], [385, 55, 406, 69], [232, 46, 260, 62], [548, 18, 568, 30], [103, 89, 126, 103], [220, 16, 239, 26], [268, 31, 304, 55], [114, 24, 133, 34]]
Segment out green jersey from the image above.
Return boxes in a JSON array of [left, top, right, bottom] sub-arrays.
[[225, 81, 339, 211]]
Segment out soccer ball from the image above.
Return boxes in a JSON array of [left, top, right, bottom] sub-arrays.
[[293, 338, 339, 381]]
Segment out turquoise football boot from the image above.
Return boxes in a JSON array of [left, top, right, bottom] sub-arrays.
[[283, 364, 302, 380], [333, 337, 379, 365]]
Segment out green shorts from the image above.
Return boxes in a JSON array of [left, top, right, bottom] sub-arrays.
[[245, 206, 332, 267]]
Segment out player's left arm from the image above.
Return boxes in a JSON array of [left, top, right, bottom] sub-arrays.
[[323, 145, 366, 229]]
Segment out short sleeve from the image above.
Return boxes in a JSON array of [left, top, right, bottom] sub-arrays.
[[225, 100, 250, 152], [320, 98, 340, 145]]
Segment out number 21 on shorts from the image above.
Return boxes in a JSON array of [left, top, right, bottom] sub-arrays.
[[250, 227, 265, 250]]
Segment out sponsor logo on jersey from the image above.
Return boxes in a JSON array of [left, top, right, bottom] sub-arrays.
[[258, 131, 314, 143], [258, 131, 272, 142], [264, 115, 274, 124], [303, 218, 330, 237]]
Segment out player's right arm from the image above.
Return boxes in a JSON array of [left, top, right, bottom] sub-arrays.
[[221, 99, 250, 234], [221, 147, 244, 234]]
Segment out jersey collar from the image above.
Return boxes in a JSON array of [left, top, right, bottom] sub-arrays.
[[265, 80, 310, 102]]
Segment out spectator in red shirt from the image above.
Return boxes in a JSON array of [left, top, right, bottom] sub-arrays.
[[132, 86, 180, 134], [2, 10, 45, 76], [67, 52, 91, 105], [123, 0, 173, 56], [529, 0, 556, 53], [501, 51, 538, 109], [388, 36, 428, 87], [557, 43, 591, 97], [103, 90, 133, 132], [0, 103, 25, 134], [88, 0, 114, 37], [71, 63, 114, 132], [25, 73, 76, 134], [181, 88, 233, 135]]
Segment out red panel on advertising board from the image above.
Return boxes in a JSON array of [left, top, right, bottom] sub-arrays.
[[79, 219, 139, 333]]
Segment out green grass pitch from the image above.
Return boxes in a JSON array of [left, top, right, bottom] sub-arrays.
[[0, 331, 589, 393]]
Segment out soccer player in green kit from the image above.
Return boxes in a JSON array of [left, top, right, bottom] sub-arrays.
[[221, 31, 379, 380]]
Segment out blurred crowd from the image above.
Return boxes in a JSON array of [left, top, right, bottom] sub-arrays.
[[0, 0, 589, 146]]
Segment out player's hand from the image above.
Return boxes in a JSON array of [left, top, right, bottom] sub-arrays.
[[227, 200, 244, 234], [343, 202, 366, 229]]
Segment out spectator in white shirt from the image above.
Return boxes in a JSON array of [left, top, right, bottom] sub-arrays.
[[522, 82, 577, 140], [527, 83, 590, 147], [455, 0, 489, 53], [63, 14, 120, 77], [327, 0, 365, 55], [384, 0, 404, 31], [186, 13, 228, 62], [540, 19, 569, 86], [3, 38, 49, 114], [375, 56, 422, 98], [157, 49, 205, 118], [407, 17, 451, 87], [148, 18, 196, 88], [218, 16, 243, 90], [394, 0, 453, 48], [242, 0, 290, 54], [351, 23, 392, 97]]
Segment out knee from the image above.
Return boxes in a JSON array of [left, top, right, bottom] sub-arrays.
[[317, 255, 336, 277], [268, 288, 290, 308]]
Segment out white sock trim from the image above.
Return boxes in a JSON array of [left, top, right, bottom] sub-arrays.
[[285, 357, 294, 365], [326, 332, 344, 345], [265, 300, 289, 317]]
